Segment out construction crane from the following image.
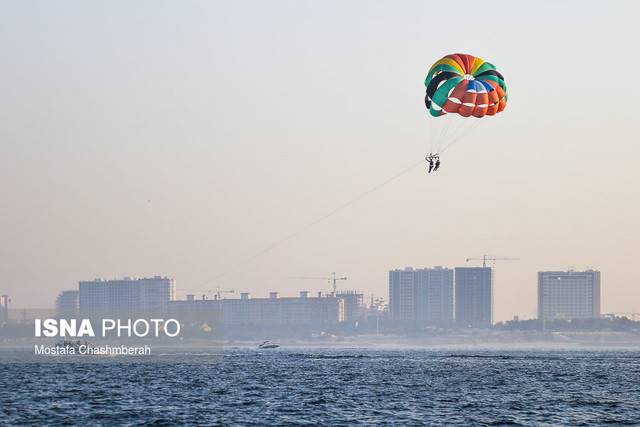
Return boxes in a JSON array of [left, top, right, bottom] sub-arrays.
[[214, 287, 235, 300], [465, 255, 520, 268], [288, 272, 347, 295], [181, 287, 235, 300]]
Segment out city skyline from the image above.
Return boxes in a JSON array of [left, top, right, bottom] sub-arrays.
[[9, 263, 607, 311], [33, 266, 604, 327]]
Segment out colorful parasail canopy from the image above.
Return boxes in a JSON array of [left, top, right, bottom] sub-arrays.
[[424, 53, 507, 118]]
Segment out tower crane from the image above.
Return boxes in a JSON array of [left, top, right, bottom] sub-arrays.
[[181, 287, 235, 300], [465, 255, 520, 268], [288, 272, 347, 296], [214, 287, 235, 300]]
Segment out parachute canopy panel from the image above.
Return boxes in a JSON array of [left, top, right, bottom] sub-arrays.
[[425, 53, 507, 118]]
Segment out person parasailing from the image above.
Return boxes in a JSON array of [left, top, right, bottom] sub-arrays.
[[426, 154, 435, 173]]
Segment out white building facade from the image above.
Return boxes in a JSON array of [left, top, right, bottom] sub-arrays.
[[538, 270, 601, 321], [389, 267, 454, 326], [79, 276, 176, 316]]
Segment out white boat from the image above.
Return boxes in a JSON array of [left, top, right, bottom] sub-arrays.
[[258, 340, 280, 349]]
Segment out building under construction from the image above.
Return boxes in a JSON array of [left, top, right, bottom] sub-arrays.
[[335, 290, 365, 323]]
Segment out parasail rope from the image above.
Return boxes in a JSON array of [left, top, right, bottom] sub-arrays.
[[211, 158, 424, 282]]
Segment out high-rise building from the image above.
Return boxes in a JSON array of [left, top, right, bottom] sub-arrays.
[[538, 270, 600, 321], [389, 268, 416, 322], [415, 267, 454, 325], [455, 267, 493, 328], [55, 290, 79, 317], [389, 267, 454, 326], [79, 276, 176, 315]]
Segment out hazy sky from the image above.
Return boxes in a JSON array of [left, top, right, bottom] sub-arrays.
[[1, 0, 639, 320]]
